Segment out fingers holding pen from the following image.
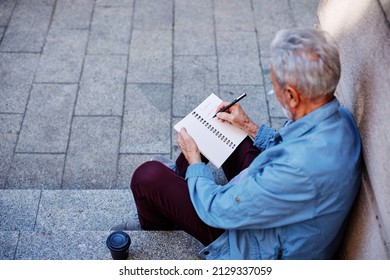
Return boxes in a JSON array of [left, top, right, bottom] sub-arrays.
[[215, 103, 258, 136], [216, 103, 245, 125], [215, 101, 232, 114], [216, 110, 235, 124], [214, 93, 247, 120]]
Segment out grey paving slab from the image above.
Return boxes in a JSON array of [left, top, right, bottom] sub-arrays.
[[172, 117, 182, 160], [0, 189, 41, 231], [96, 0, 134, 6], [51, 0, 94, 30], [290, 0, 320, 27], [0, 3, 52, 53], [0, 0, 15, 27], [174, 0, 215, 55], [6, 154, 65, 189], [207, 164, 228, 184], [173, 55, 218, 117], [116, 154, 154, 189], [220, 85, 269, 126], [0, 27, 4, 41], [63, 117, 121, 189], [0, 231, 18, 260], [17, 0, 56, 5], [175, 0, 214, 31], [127, 30, 172, 83], [35, 190, 136, 231], [253, 0, 297, 58], [214, 0, 255, 31], [75, 55, 127, 116], [87, 6, 132, 55], [175, 30, 215, 56], [0, 53, 40, 113], [35, 29, 88, 83], [16, 84, 77, 153], [260, 56, 286, 122], [270, 117, 288, 130], [14, 230, 202, 260], [263, 78, 285, 118], [15, 230, 110, 260], [217, 31, 262, 85], [133, 0, 173, 31], [0, 114, 22, 187], [121, 84, 171, 153], [261, 56, 272, 76]]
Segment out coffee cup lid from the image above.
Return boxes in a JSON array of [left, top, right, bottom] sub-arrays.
[[106, 231, 131, 251]]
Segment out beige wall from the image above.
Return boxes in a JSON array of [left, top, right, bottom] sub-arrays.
[[318, 0, 390, 259]]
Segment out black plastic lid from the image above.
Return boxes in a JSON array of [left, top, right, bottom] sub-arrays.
[[106, 231, 131, 251]]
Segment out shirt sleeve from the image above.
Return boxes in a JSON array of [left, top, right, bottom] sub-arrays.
[[253, 124, 278, 151], [185, 157, 317, 230]]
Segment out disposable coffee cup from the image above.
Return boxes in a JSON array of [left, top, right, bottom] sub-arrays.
[[106, 231, 131, 260]]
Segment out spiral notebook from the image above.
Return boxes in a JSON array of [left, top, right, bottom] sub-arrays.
[[174, 93, 248, 168]]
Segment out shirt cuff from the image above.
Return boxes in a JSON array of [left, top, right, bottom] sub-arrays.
[[253, 124, 277, 151], [185, 163, 214, 181]]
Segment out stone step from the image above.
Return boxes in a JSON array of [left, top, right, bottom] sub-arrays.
[[0, 168, 227, 232], [0, 189, 204, 260], [0, 189, 136, 231], [1, 230, 203, 260]]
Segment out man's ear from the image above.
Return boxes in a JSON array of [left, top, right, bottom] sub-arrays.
[[284, 86, 300, 108]]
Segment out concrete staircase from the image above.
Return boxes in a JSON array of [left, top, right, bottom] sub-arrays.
[[0, 189, 203, 260]]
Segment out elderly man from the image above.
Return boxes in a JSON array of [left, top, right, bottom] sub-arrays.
[[118, 27, 362, 259]]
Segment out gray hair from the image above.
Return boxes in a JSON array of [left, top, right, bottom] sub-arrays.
[[270, 27, 341, 100]]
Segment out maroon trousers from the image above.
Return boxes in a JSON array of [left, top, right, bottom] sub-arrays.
[[130, 137, 260, 245]]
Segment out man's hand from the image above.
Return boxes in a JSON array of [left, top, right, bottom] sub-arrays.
[[177, 128, 202, 165], [216, 102, 259, 138]]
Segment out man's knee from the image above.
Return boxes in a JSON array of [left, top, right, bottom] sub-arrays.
[[130, 161, 167, 192]]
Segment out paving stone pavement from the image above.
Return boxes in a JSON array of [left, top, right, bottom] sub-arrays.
[[0, 0, 319, 259]]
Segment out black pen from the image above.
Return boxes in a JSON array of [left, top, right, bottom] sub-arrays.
[[212, 93, 247, 118]]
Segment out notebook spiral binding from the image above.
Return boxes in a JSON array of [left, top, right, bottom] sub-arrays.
[[192, 111, 236, 149]]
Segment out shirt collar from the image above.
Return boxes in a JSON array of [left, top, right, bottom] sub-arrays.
[[279, 98, 340, 140]]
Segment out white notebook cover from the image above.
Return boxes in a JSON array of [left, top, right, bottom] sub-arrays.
[[174, 93, 248, 168]]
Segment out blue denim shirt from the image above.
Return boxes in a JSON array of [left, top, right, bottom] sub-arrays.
[[185, 99, 362, 259]]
